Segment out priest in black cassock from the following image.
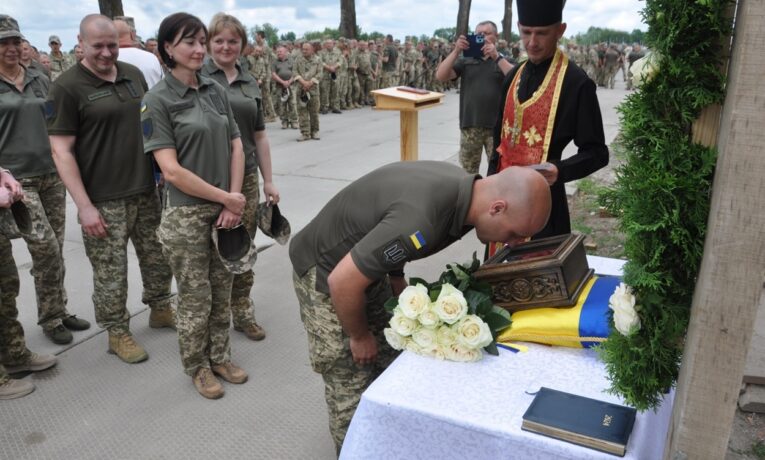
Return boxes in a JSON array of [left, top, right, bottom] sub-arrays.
[[487, 0, 608, 254]]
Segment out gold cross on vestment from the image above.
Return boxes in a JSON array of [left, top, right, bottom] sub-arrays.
[[503, 119, 522, 147], [523, 126, 542, 146]]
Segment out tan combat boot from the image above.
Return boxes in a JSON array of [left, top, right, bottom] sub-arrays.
[[108, 333, 148, 364], [211, 362, 248, 384], [193, 368, 224, 399], [0, 378, 35, 400], [234, 322, 266, 341], [149, 307, 176, 330]]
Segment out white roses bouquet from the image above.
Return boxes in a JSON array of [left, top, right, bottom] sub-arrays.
[[608, 282, 640, 335], [384, 254, 511, 362]]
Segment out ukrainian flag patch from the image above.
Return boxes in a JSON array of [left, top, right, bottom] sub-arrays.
[[140, 101, 147, 113], [409, 231, 426, 250]]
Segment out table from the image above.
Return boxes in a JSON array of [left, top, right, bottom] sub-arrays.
[[341, 256, 673, 459]]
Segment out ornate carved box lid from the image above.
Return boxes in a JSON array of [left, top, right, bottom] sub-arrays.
[[474, 234, 594, 312]]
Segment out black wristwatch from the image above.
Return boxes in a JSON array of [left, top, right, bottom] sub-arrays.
[[495, 53, 506, 63]]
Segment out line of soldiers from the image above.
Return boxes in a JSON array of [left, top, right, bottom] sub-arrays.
[[565, 42, 645, 90], [240, 35, 463, 140]]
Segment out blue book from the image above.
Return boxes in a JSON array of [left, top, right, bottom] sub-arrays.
[[522, 387, 637, 456]]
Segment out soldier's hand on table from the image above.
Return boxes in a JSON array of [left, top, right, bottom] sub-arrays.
[[223, 192, 246, 215], [216, 208, 241, 229], [350, 332, 378, 366], [79, 205, 108, 238], [263, 182, 280, 205]]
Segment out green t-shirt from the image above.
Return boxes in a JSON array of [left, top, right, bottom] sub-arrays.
[[0, 66, 56, 179], [200, 59, 265, 174], [47, 62, 154, 202], [141, 72, 241, 207], [382, 44, 398, 72], [289, 161, 477, 294], [271, 58, 293, 81]]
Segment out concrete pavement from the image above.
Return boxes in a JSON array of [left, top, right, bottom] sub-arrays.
[[1, 76, 629, 459]]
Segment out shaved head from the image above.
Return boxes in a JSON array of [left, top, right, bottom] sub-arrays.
[[113, 19, 133, 39], [467, 167, 551, 245], [80, 14, 116, 39]]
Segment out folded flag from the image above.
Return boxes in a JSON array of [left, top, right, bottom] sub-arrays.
[[498, 275, 621, 348]]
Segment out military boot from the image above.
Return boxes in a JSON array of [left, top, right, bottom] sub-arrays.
[[108, 333, 148, 364], [149, 307, 176, 330], [211, 362, 248, 384], [43, 324, 72, 345], [4, 352, 57, 373], [234, 322, 266, 341], [193, 368, 224, 399], [0, 378, 35, 400]]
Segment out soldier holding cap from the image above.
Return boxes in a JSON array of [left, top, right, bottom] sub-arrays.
[[488, 0, 609, 254], [47, 14, 176, 363], [47, 34, 73, 81], [290, 161, 552, 451], [143, 12, 247, 400], [0, 14, 92, 345]]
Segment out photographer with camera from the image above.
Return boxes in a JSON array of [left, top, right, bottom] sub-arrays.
[[436, 21, 513, 174]]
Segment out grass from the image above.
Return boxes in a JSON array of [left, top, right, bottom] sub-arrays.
[[752, 441, 765, 459]]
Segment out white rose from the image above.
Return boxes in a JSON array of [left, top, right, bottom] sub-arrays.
[[433, 283, 468, 324], [398, 284, 431, 319], [609, 283, 641, 335], [418, 307, 441, 329], [423, 345, 447, 360], [455, 315, 494, 349], [411, 326, 438, 349], [446, 343, 482, 362], [405, 340, 423, 355], [390, 311, 417, 337], [384, 328, 409, 351], [436, 324, 457, 347]]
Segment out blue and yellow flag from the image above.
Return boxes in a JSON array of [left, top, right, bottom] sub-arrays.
[[409, 231, 426, 250], [498, 275, 620, 349]]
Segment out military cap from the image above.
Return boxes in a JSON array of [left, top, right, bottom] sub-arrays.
[[256, 203, 291, 245], [0, 15, 24, 40], [517, 0, 564, 26], [0, 201, 32, 239], [48, 34, 61, 44], [211, 224, 258, 274]]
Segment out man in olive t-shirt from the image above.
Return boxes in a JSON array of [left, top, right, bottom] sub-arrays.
[[289, 161, 551, 451], [46, 15, 175, 364]]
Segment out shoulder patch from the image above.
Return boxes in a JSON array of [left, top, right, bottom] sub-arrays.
[[409, 231, 427, 250], [44, 100, 56, 120], [142, 118, 153, 138], [379, 237, 408, 266], [140, 101, 147, 113]]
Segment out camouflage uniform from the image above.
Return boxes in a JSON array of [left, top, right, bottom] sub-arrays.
[[292, 267, 399, 453], [158, 204, 232, 376], [339, 50, 350, 109], [0, 236, 31, 384], [18, 173, 68, 330], [320, 48, 343, 112], [82, 190, 174, 335], [348, 48, 361, 107], [230, 172, 260, 328], [48, 52, 73, 81], [356, 49, 374, 105], [294, 53, 322, 138], [459, 127, 494, 174]]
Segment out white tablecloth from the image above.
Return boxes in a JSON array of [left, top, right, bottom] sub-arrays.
[[341, 346, 673, 460]]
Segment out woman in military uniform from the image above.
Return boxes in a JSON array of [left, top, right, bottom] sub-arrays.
[[200, 13, 280, 343], [141, 12, 247, 400]]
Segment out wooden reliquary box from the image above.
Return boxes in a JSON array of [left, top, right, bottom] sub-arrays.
[[473, 234, 594, 312]]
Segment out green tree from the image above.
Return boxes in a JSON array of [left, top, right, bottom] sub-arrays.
[[433, 27, 458, 41], [251, 23, 279, 46], [280, 31, 297, 42]]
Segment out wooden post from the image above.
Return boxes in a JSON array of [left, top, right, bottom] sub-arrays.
[[400, 111, 419, 161], [664, 0, 765, 458]]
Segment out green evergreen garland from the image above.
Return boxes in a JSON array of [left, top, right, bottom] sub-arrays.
[[598, 0, 732, 410]]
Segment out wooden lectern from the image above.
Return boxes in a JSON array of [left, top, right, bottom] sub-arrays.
[[371, 87, 444, 161]]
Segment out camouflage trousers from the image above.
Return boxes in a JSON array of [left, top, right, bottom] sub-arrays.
[[320, 76, 340, 111], [297, 86, 320, 137], [350, 73, 361, 105], [230, 172, 260, 328], [18, 173, 68, 330], [292, 267, 399, 453], [459, 127, 494, 174], [276, 84, 298, 126], [358, 74, 373, 105], [82, 190, 174, 335], [382, 71, 398, 89], [158, 204, 232, 376], [337, 74, 349, 109], [261, 79, 276, 120], [0, 236, 31, 384], [604, 64, 619, 89]]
